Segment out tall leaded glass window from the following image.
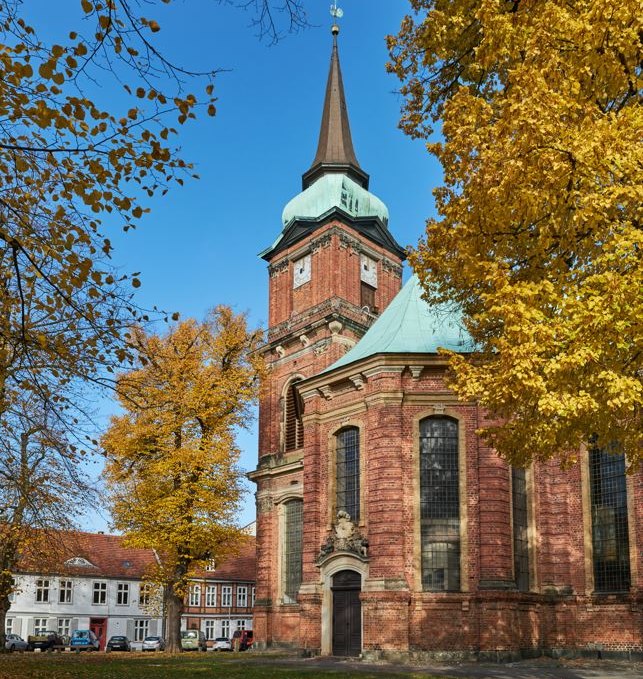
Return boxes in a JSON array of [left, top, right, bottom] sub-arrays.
[[284, 380, 303, 451], [512, 467, 530, 591], [589, 445, 631, 592], [283, 499, 303, 603], [336, 427, 360, 523], [419, 417, 460, 591]]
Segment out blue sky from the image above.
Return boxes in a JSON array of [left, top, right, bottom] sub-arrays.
[[32, 1, 443, 530]]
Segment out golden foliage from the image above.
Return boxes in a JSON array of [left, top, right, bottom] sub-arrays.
[[102, 308, 265, 649], [389, 0, 642, 468]]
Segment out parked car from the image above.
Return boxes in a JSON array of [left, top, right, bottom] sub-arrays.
[[4, 634, 29, 652], [141, 635, 165, 652], [231, 629, 253, 651], [209, 637, 232, 652], [27, 630, 64, 651], [180, 629, 207, 652], [106, 635, 131, 652], [70, 629, 100, 651]]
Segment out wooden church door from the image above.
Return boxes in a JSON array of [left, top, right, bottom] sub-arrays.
[[331, 570, 361, 656]]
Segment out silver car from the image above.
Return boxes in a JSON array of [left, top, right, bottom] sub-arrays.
[[141, 635, 165, 652], [5, 634, 29, 652]]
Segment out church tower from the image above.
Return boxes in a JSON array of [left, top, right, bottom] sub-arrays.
[[250, 24, 405, 649]]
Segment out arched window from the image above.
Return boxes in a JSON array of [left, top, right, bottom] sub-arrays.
[[512, 466, 530, 591], [284, 379, 303, 452], [282, 499, 303, 603], [589, 444, 631, 592], [336, 427, 360, 523], [419, 416, 460, 591]]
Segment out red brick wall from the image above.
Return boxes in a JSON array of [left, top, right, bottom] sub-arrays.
[[253, 218, 642, 657]]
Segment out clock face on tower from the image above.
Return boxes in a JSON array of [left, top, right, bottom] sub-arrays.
[[293, 254, 311, 288]]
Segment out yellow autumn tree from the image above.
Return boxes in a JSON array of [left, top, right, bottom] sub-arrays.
[[388, 0, 642, 469], [102, 308, 265, 652]]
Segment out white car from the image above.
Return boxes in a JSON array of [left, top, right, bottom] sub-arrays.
[[5, 634, 29, 652], [210, 637, 232, 651]]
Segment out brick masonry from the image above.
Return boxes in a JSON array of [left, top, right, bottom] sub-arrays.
[[250, 212, 642, 659]]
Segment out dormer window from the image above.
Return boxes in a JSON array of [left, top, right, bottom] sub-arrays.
[[65, 556, 95, 568]]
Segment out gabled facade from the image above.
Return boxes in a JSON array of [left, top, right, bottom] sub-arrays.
[[250, 25, 642, 660]]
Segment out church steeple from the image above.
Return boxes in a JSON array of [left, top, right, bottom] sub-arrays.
[[301, 25, 369, 190]]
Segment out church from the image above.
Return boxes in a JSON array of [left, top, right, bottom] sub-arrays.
[[248, 25, 642, 660]]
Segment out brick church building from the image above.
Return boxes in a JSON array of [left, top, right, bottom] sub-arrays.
[[249, 25, 642, 660]]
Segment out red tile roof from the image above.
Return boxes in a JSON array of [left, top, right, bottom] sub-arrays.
[[15, 530, 256, 582], [194, 540, 256, 582], [16, 530, 158, 579]]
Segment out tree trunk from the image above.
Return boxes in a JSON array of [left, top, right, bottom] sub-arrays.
[[0, 567, 14, 654], [164, 582, 184, 653]]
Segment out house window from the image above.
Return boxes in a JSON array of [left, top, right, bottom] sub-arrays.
[[33, 618, 48, 635], [221, 585, 232, 607], [221, 619, 230, 638], [205, 585, 217, 607], [116, 582, 129, 605], [284, 379, 304, 452], [512, 467, 530, 591], [189, 584, 201, 607], [5, 618, 13, 635], [59, 579, 73, 604], [204, 620, 216, 640], [283, 499, 303, 604], [336, 427, 360, 523], [590, 444, 631, 592], [236, 586, 247, 607], [57, 618, 71, 638], [92, 582, 107, 605], [419, 416, 460, 591], [236, 619, 246, 630], [133, 619, 149, 642], [139, 583, 151, 606], [205, 559, 216, 572], [35, 579, 50, 603]]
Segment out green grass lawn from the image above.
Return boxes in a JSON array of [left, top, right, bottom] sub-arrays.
[[0, 651, 447, 679]]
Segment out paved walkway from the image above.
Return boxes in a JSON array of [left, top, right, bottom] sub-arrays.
[[256, 655, 642, 679]]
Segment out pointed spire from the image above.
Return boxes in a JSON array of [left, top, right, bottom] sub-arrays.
[[302, 25, 369, 190]]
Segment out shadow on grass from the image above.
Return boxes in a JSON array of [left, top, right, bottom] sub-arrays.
[[0, 652, 446, 679]]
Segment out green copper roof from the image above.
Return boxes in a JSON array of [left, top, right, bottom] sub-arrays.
[[282, 173, 389, 227], [326, 275, 473, 373]]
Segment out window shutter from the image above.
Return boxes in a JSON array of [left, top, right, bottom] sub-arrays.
[[284, 381, 303, 451], [71, 618, 79, 632], [149, 619, 157, 636], [13, 619, 22, 635]]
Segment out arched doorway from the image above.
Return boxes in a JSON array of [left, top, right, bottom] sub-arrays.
[[331, 570, 361, 656]]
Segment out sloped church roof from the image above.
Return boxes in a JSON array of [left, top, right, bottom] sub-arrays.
[[327, 275, 473, 373]]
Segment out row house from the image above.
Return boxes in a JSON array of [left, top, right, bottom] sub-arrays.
[[182, 541, 256, 642], [8, 532, 162, 650], [8, 530, 256, 650]]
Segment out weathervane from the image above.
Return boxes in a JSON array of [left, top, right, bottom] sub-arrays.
[[330, 1, 344, 20]]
